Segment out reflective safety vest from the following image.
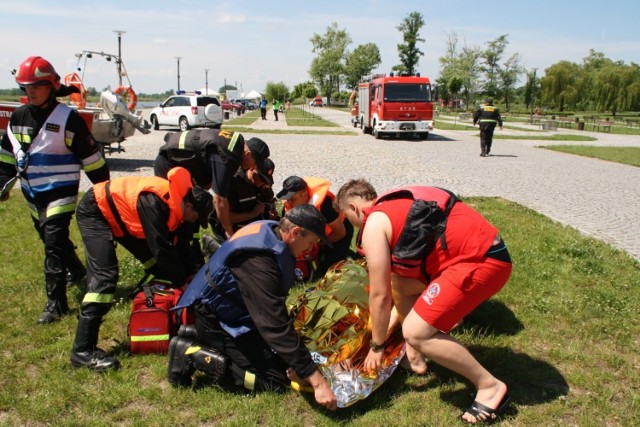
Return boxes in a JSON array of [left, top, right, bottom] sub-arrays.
[[175, 220, 295, 337], [6, 104, 81, 216], [284, 176, 337, 237], [93, 167, 193, 238]]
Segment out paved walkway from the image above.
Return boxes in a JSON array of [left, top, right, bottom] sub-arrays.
[[93, 107, 640, 261]]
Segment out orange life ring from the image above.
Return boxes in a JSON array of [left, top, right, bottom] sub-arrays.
[[63, 72, 87, 109], [114, 85, 138, 111]]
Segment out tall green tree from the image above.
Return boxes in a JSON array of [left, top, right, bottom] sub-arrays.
[[541, 61, 583, 111], [481, 34, 509, 100], [344, 43, 381, 89], [499, 53, 524, 110], [394, 11, 425, 75], [309, 22, 351, 104], [263, 81, 290, 103], [438, 32, 482, 109], [292, 81, 318, 101]]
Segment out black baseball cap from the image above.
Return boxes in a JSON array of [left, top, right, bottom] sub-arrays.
[[276, 175, 307, 200], [255, 158, 275, 185], [286, 204, 332, 247], [246, 137, 270, 179], [189, 186, 214, 228]]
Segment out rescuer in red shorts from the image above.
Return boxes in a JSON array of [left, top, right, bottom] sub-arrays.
[[336, 179, 512, 424]]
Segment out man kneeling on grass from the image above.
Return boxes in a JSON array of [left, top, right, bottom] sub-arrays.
[[168, 205, 337, 411]]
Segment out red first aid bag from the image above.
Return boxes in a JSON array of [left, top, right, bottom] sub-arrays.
[[129, 283, 185, 354]]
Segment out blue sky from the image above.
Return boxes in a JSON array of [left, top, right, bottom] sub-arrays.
[[1, 0, 639, 95]]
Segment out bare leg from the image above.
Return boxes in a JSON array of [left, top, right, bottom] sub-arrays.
[[391, 275, 428, 374], [403, 309, 507, 423]]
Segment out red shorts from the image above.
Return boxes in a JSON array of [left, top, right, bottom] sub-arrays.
[[412, 257, 512, 333]]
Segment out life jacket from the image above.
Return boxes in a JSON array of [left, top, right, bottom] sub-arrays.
[[283, 177, 337, 237], [358, 186, 459, 282], [94, 167, 192, 238], [283, 177, 337, 280], [6, 103, 82, 217], [175, 220, 295, 337]]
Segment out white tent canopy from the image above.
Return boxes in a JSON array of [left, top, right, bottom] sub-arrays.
[[245, 90, 262, 100], [199, 88, 220, 96]]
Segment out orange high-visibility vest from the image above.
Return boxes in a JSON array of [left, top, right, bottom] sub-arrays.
[[94, 167, 193, 238]]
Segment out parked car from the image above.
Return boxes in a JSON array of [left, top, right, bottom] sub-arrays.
[[149, 91, 223, 131], [221, 99, 244, 114], [233, 99, 258, 111]]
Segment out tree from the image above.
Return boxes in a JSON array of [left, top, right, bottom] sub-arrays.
[[292, 81, 317, 101], [394, 11, 425, 75], [499, 53, 524, 110], [480, 34, 509, 100], [344, 43, 381, 89], [218, 84, 237, 96], [541, 61, 583, 111], [309, 22, 351, 104], [438, 32, 482, 109], [263, 81, 290, 103]]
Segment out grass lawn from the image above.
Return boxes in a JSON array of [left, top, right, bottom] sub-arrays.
[[541, 145, 640, 167], [0, 193, 638, 426]]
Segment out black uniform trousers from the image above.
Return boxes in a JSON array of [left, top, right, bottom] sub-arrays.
[[193, 301, 290, 391], [479, 123, 497, 154], [32, 211, 78, 281], [76, 190, 175, 317]]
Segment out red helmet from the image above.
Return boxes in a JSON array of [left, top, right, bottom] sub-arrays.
[[15, 56, 61, 90]]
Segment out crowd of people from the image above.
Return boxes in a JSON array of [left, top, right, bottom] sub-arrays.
[[0, 56, 513, 423]]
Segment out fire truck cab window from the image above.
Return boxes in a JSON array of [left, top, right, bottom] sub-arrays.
[[383, 84, 431, 102]]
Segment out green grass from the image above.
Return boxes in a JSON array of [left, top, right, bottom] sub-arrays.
[[541, 145, 640, 167], [0, 193, 638, 425]]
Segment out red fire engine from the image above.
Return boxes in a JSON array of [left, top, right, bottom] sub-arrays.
[[353, 72, 434, 139]]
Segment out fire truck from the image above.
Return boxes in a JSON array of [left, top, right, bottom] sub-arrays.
[[353, 72, 434, 139]]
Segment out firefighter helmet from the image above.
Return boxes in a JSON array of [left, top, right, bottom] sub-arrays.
[[15, 56, 61, 90]]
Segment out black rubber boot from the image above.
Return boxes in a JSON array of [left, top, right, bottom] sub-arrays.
[[201, 235, 221, 258], [66, 251, 86, 289], [167, 336, 196, 387], [177, 324, 198, 340], [167, 337, 227, 387], [70, 315, 120, 372], [37, 276, 70, 324]]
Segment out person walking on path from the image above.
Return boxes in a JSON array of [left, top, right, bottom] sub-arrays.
[[259, 98, 268, 120], [272, 99, 281, 121], [473, 99, 503, 157], [336, 179, 513, 424], [0, 56, 110, 324]]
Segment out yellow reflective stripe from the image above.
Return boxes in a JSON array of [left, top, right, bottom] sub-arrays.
[[0, 153, 16, 165], [65, 136, 73, 147], [185, 345, 202, 355], [178, 131, 189, 149], [83, 156, 106, 173], [16, 134, 31, 144], [130, 334, 170, 342], [244, 371, 256, 391], [142, 258, 156, 269], [46, 203, 76, 218], [82, 293, 114, 304], [227, 132, 240, 152]]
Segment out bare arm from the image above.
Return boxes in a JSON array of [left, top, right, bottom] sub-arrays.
[[361, 211, 393, 372]]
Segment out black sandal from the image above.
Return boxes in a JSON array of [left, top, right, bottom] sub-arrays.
[[461, 393, 510, 424]]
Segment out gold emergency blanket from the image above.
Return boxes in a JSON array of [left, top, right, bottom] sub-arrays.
[[289, 259, 405, 408]]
